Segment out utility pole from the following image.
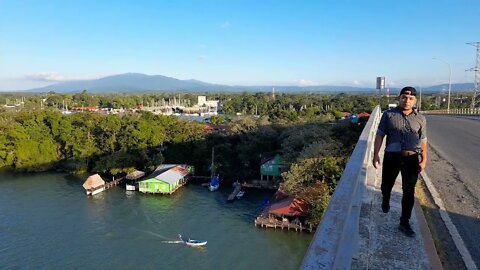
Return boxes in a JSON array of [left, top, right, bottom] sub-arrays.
[[432, 57, 452, 113], [466, 42, 480, 109]]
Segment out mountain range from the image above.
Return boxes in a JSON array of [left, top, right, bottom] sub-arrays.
[[26, 73, 475, 94]]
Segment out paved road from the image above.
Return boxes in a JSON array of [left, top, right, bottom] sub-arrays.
[[424, 115, 480, 267]]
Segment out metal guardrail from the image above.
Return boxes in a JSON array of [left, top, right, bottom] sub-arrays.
[[301, 105, 382, 270], [423, 108, 480, 115]]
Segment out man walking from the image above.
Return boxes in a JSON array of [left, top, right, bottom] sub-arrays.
[[372, 86, 428, 237]]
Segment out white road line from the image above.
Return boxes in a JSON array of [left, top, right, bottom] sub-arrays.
[[420, 170, 478, 270]]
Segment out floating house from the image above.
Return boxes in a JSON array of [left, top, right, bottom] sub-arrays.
[[139, 165, 192, 194], [82, 174, 106, 195]]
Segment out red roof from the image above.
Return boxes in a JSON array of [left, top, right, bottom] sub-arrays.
[[267, 197, 308, 217], [358, 112, 370, 117], [202, 124, 229, 132]]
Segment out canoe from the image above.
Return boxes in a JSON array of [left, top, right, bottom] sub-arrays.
[[185, 239, 208, 247]]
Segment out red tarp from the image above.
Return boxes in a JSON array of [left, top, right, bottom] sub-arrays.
[[267, 197, 308, 217]]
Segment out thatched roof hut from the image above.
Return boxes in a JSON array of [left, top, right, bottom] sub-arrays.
[[82, 174, 105, 190]]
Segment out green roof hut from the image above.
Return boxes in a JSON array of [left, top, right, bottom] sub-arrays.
[[261, 154, 286, 176], [139, 165, 191, 194]]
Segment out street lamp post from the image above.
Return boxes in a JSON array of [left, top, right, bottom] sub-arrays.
[[432, 57, 452, 113]]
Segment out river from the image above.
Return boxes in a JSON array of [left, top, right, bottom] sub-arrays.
[[0, 172, 312, 269]]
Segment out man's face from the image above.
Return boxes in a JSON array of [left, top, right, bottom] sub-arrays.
[[399, 94, 417, 110]]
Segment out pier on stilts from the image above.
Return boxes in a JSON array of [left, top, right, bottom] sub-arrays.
[[104, 176, 125, 189], [254, 216, 314, 233]]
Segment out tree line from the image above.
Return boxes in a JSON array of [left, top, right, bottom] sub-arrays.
[[1, 91, 373, 225]]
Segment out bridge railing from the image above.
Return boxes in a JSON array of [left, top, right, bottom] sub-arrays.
[[423, 108, 480, 115], [301, 105, 382, 270]]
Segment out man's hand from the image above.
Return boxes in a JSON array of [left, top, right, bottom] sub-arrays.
[[372, 154, 381, 169], [419, 161, 426, 172]]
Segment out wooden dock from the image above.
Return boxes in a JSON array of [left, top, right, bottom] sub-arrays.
[[227, 182, 242, 202], [242, 180, 280, 190], [254, 216, 314, 233], [104, 177, 125, 189]]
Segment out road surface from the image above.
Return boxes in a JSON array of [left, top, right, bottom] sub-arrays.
[[424, 114, 480, 268]]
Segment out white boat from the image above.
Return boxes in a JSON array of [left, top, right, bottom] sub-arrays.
[[185, 239, 208, 247], [179, 234, 207, 247], [236, 190, 245, 199]]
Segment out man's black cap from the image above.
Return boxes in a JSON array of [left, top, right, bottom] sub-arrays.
[[399, 86, 417, 96]]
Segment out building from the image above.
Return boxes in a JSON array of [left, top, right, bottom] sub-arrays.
[[82, 174, 106, 195], [260, 153, 287, 181], [139, 165, 192, 194], [197, 96, 220, 114], [266, 197, 309, 218]]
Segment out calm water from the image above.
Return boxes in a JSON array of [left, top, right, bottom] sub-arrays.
[[0, 172, 312, 269]]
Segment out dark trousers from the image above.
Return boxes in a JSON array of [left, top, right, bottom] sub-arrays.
[[381, 152, 419, 224]]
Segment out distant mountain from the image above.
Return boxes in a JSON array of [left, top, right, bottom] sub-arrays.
[[25, 73, 475, 94], [421, 83, 474, 93], [27, 73, 230, 93]]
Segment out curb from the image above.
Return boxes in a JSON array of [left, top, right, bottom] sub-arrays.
[[414, 197, 444, 270]]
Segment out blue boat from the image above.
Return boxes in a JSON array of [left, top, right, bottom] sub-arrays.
[[208, 176, 220, 191]]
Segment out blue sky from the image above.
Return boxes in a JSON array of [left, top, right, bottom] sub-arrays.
[[1, 0, 479, 90]]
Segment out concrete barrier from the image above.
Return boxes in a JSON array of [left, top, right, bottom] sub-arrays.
[[423, 108, 480, 115], [301, 105, 381, 270]]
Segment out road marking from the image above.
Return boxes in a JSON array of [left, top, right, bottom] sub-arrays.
[[420, 170, 478, 270]]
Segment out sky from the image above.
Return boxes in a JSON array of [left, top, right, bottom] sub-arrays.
[[1, 0, 479, 91]]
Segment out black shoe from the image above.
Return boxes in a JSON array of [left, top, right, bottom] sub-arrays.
[[399, 222, 415, 237], [381, 197, 390, 213]]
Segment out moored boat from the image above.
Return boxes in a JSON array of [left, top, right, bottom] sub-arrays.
[[208, 176, 220, 191]]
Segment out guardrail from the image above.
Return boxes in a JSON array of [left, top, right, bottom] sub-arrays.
[[301, 105, 382, 270], [423, 108, 480, 115]]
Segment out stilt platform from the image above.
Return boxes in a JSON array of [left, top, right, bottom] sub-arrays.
[[254, 216, 313, 233], [227, 182, 242, 202]]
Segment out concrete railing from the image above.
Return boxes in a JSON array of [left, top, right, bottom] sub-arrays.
[[301, 105, 382, 270], [423, 108, 480, 115]]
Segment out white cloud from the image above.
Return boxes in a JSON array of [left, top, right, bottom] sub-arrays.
[[25, 72, 100, 82], [296, 79, 317, 86], [221, 21, 231, 29], [25, 72, 65, 81]]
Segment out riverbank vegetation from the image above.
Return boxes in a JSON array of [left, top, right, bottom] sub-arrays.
[[1, 91, 376, 225]]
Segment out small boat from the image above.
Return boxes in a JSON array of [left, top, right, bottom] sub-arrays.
[[236, 190, 245, 199], [179, 234, 207, 247], [185, 239, 208, 247], [208, 176, 220, 191]]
